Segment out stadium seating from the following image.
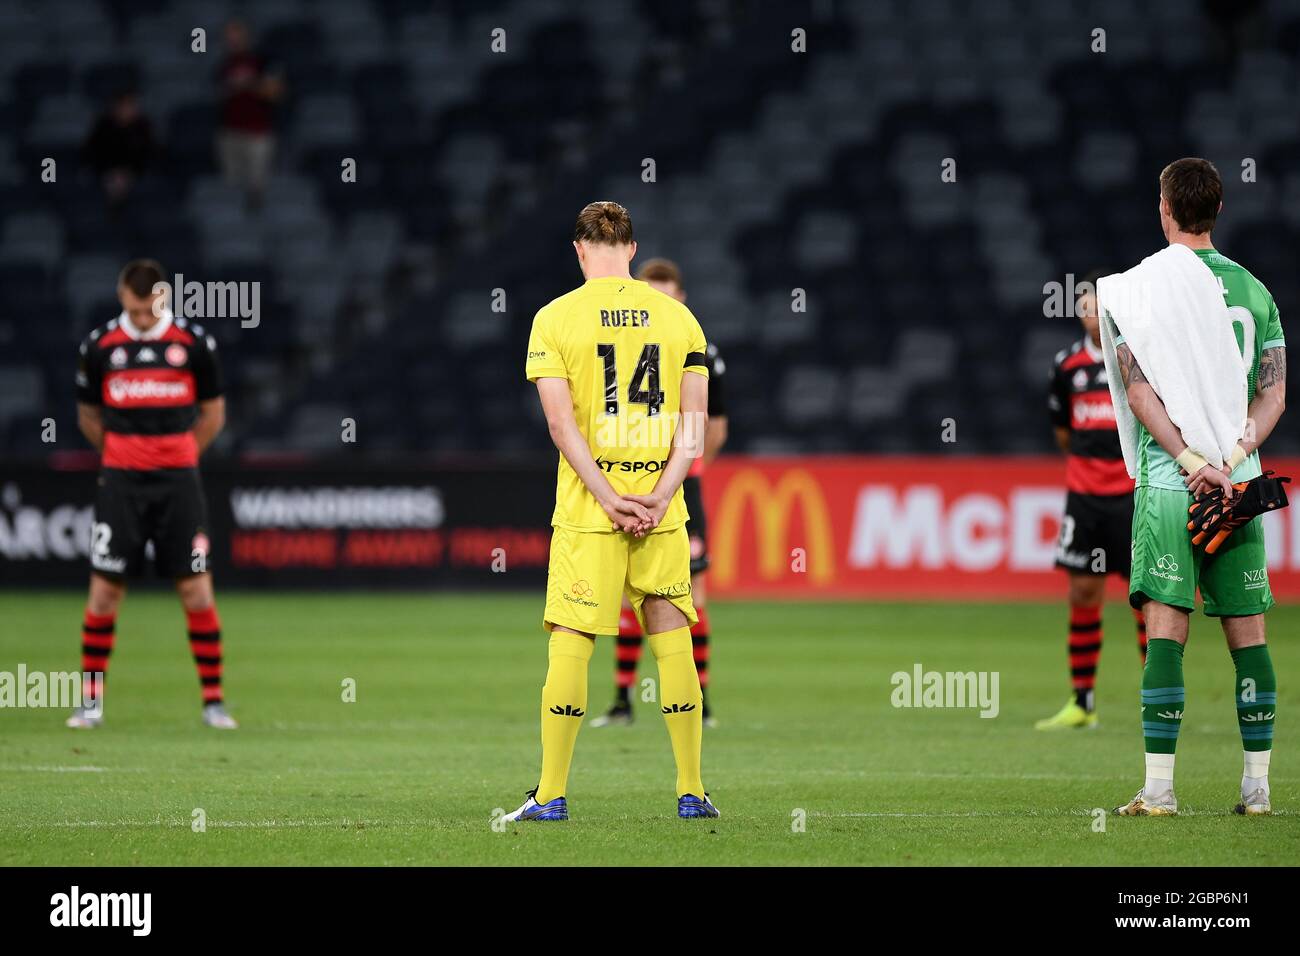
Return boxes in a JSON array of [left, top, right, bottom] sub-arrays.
[[3, 0, 1297, 456]]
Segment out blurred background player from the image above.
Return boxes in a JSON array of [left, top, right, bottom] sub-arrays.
[[506, 203, 717, 821], [66, 259, 235, 730], [1037, 271, 1146, 730], [591, 258, 728, 729]]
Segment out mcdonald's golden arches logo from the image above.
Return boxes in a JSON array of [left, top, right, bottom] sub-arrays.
[[712, 469, 835, 586]]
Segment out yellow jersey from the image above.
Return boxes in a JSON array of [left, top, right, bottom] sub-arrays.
[[525, 276, 709, 532]]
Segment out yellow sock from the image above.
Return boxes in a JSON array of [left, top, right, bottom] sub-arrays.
[[649, 626, 704, 797], [536, 630, 594, 804]]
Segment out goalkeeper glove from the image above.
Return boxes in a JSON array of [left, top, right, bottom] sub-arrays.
[[1187, 471, 1291, 555]]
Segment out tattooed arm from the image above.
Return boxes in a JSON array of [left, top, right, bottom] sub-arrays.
[[1117, 342, 1235, 497], [1240, 346, 1287, 457], [1117, 343, 1182, 457]]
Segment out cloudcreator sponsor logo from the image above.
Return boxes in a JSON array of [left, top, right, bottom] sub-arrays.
[[563, 580, 598, 608], [1149, 554, 1184, 582]]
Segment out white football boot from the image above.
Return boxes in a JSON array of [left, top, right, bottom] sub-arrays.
[[202, 702, 239, 729], [66, 705, 104, 729], [1114, 787, 1178, 816], [1234, 786, 1271, 816]]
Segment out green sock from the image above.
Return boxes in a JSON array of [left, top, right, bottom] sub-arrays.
[[1141, 638, 1185, 754], [1231, 644, 1276, 755]]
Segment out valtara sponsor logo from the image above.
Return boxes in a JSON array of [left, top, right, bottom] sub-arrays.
[[1072, 398, 1117, 425], [106, 377, 191, 404]]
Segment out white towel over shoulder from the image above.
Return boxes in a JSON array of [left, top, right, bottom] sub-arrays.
[[1098, 243, 1247, 478]]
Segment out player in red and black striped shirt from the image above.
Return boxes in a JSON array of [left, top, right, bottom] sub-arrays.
[[67, 259, 236, 730], [1036, 273, 1146, 730]]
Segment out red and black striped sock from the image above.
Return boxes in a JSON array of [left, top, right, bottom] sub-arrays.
[[1133, 608, 1148, 664], [614, 607, 643, 704], [80, 610, 116, 702], [691, 608, 711, 698], [186, 606, 223, 705], [1069, 603, 1102, 712]]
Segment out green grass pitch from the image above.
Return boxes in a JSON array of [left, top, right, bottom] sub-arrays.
[[0, 591, 1295, 865]]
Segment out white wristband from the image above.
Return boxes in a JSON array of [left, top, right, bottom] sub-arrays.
[[1226, 444, 1249, 470]]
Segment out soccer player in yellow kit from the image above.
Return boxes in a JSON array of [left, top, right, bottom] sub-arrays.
[[504, 201, 718, 821]]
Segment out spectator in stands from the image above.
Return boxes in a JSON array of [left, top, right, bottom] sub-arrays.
[[82, 91, 155, 211], [215, 19, 283, 210]]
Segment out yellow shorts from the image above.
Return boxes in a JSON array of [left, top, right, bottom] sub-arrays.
[[543, 525, 697, 636]]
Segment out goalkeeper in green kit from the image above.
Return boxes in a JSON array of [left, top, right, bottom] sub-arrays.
[[1099, 159, 1288, 817]]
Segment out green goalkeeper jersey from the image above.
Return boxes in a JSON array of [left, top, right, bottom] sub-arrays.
[[1110, 248, 1285, 491]]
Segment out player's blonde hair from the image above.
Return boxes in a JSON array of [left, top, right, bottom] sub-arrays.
[[573, 201, 633, 245]]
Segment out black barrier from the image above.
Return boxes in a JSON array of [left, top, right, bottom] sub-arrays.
[[0, 866, 1278, 935], [0, 462, 557, 588]]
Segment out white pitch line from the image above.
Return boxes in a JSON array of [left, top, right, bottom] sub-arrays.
[[792, 769, 1116, 781], [0, 765, 109, 773], [3, 819, 433, 830], [817, 808, 1295, 818], [4, 810, 1291, 829], [817, 811, 1021, 818]]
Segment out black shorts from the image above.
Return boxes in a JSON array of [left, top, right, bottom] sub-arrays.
[[682, 475, 709, 575], [90, 468, 211, 580], [1055, 491, 1133, 577]]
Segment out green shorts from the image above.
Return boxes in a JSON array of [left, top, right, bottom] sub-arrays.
[[1129, 486, 1274, 617]]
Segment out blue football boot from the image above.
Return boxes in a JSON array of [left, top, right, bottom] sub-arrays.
[[678, 793, 720, 819], [503, 788, 568, 822]]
